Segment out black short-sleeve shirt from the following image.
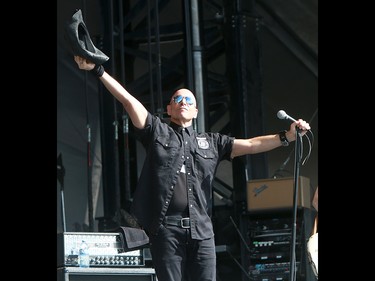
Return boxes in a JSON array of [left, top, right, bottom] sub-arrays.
[[130, 112, 234, 239]]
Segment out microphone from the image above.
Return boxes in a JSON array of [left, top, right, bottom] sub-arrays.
[[277, 110, 297, 122]]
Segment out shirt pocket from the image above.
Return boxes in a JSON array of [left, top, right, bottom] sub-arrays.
[[153, 135, 180, 167], [194, 148, 216, 178]]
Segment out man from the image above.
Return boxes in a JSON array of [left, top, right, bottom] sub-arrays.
[[73, 56, 311, 281]]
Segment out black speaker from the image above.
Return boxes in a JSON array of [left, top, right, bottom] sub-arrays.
[[57, 267, 157, 281]]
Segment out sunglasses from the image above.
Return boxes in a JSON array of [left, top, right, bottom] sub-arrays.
[[172, 95, 195, 106]]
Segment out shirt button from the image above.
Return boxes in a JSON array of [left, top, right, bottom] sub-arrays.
[[166, 201, 169, 204], [185, 141, 188, 144], [187, 172, 190, 175], [182, 155, 185, 159], [171, 186, 174, 189], [186, 156, 189, 159], [190, 205, 193, 207]]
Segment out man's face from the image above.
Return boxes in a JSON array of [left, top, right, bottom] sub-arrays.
[[167, 89, 198, 124]]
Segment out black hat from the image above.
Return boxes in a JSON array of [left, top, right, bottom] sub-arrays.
[[64, 9, 109, 65]]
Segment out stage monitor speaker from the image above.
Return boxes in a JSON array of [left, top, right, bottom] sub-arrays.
[[57, 267, 157, 281], [246, 176, 311, 212]]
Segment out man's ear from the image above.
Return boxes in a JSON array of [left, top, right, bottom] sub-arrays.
[[193, 108, 198, 118]]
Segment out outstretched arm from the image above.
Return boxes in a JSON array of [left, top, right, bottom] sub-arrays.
[[74, 56, 148, 129], [230, 119, 310, 158]]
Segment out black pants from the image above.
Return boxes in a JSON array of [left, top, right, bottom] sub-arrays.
[[149, 224, 216, 281]]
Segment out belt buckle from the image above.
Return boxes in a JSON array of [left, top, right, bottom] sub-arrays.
[[180, 217, 190, 228]]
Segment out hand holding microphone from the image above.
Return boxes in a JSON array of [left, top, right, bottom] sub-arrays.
[[277, 110, 311, 132], [276, 110, 314, 167]]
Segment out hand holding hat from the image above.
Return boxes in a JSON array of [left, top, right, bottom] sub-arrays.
[[74, 55, 105, 77]]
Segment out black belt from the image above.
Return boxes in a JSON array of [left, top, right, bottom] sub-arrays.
[[164, 216, 190, 228]]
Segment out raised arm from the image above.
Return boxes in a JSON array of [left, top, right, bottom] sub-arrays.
[[74, 56, 148, 129], [230, 119, 310, 158]]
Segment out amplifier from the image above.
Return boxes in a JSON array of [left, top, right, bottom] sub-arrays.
[[250, 261, 300, 275], [57, 267, 157, 281], [246, 176, 311, 212], [57, 232, 145, 268]]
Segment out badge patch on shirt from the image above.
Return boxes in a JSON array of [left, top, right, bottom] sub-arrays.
[[196, 137, 209, 149]]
